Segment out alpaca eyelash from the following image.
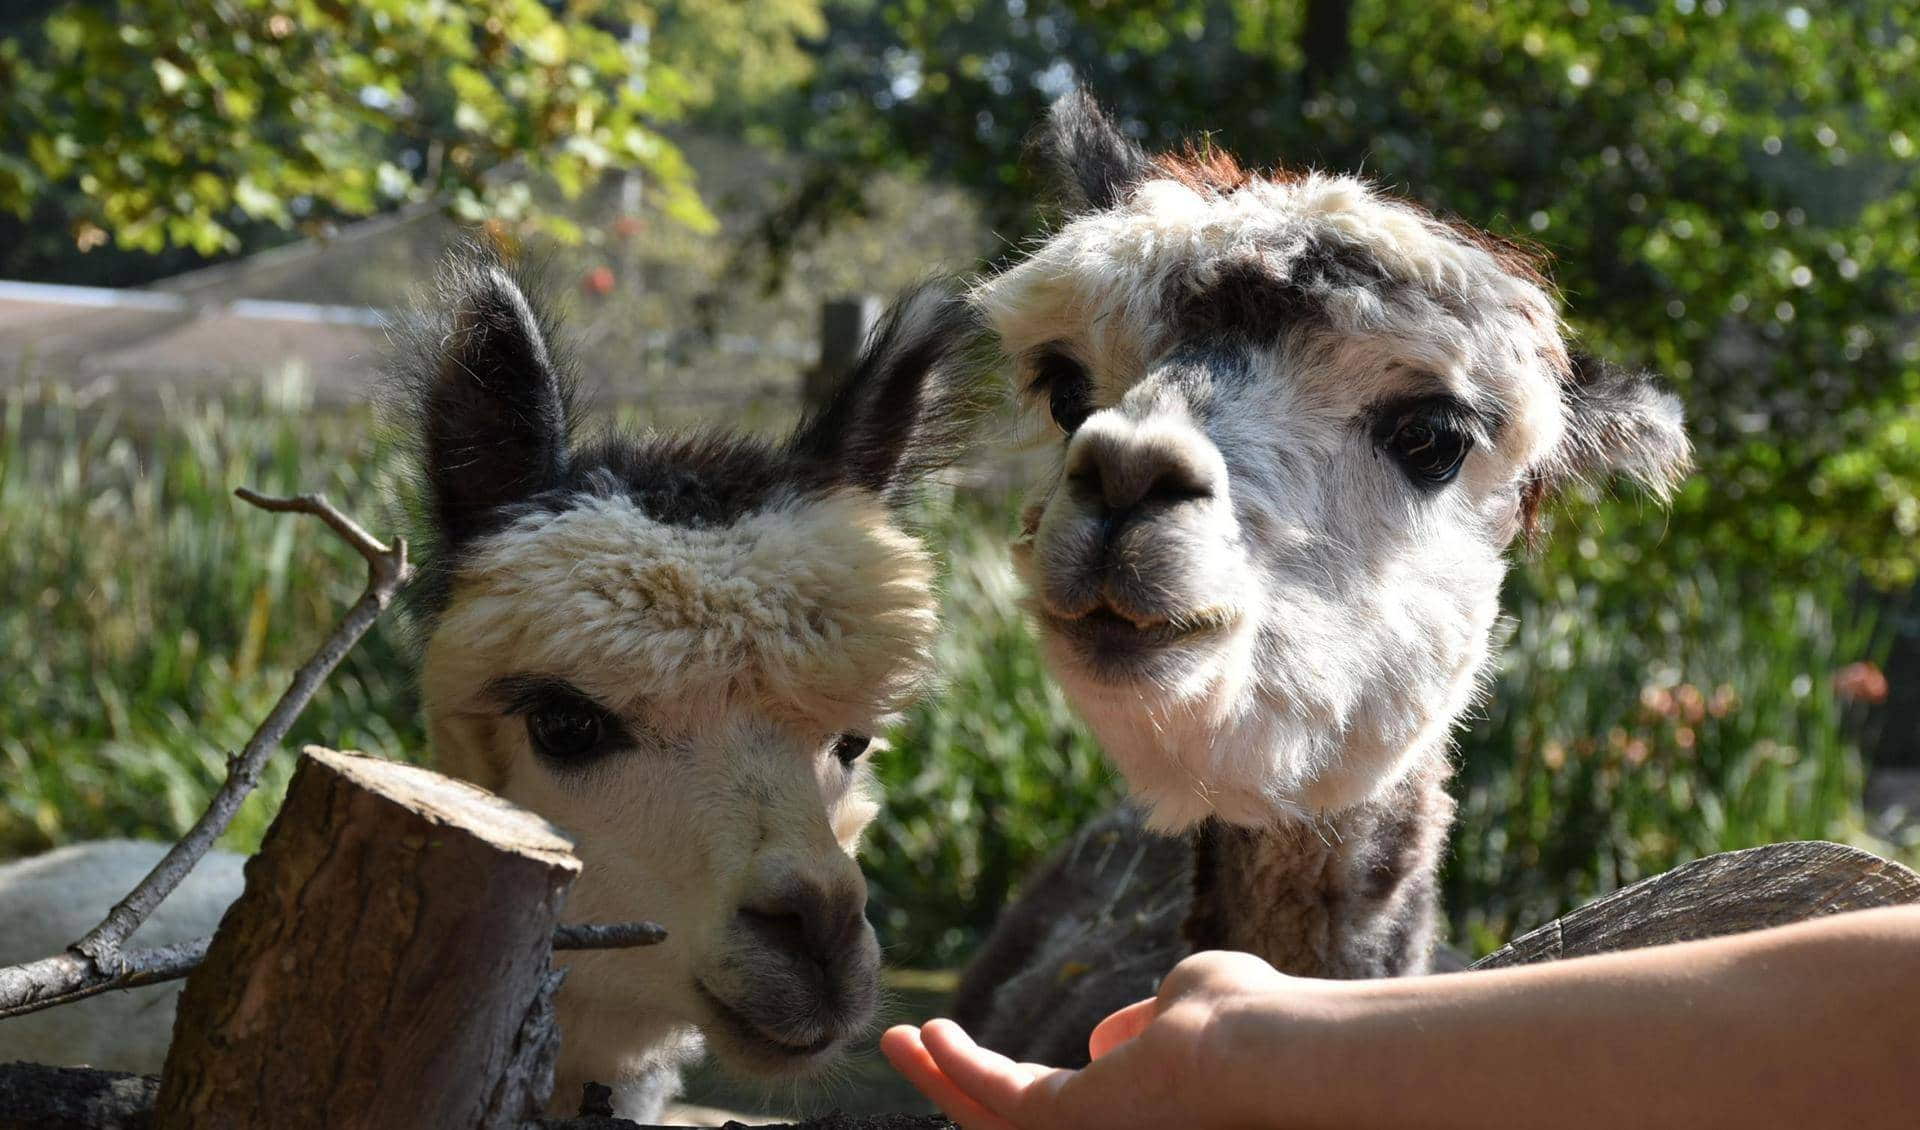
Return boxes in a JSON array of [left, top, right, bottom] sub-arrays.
[[1025, 348, 1095, 434], [485, 675, 636, 752], [1365, 393, 1487, 446], [1022, 346, 1088, 397]]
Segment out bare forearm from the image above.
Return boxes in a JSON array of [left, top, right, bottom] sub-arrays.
[[1238, 907, 1920, 1130]]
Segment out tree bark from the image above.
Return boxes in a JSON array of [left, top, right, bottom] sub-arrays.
[[152, 747, 581, 1130], [1472, 840, 1920, 969]]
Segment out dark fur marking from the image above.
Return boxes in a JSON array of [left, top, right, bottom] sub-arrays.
[[1165, 244, 1396, 346], [1181, 816, 1229, 952]]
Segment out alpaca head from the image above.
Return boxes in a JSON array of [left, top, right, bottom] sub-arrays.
[[395, 256, 979, 1079], [978, 94, 1690, 830]]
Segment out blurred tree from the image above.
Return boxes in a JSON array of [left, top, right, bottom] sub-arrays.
[[733, 0, 1920, 589], [0, 0, 822, 278]]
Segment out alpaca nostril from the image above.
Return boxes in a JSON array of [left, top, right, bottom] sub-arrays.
[[1069, 440, 1216, 528], [1137, 463, 1215, 508], [735, 907, 812, 965], [737, 884, 865, 972]]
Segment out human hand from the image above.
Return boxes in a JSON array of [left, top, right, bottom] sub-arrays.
[[881, 950, 1313, 1130]]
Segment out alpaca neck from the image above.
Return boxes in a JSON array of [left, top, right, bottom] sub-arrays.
[[1181, 748, 1454, 978]]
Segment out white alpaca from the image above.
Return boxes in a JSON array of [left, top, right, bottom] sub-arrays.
[[952, 94, 1692, 1065], [0, 254, 982, 1120]]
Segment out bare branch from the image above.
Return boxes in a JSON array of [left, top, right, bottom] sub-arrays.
[[0, 922, 665, 1021], [0, 940, 208, 1021], [551, 921, 668, 950], [0, 487, 410, 1016]]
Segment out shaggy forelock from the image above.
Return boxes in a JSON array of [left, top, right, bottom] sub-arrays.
[[434, 487, 940, 731]]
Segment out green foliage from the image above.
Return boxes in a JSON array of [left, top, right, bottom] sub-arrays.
[[0, 383, 422, 856], [1448, 558, 1883, 952], [0, 0, 824, 256]]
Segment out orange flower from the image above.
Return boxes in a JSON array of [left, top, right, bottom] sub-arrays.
[[1834, 661, 1888, 705], [582, 265, 616, 296]]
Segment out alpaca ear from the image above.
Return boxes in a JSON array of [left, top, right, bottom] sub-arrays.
[[1033, 90, 1152, 213], [413, 257, 573, 549], [786, 280, 987, 503], [1526, 353, 1690, 533]]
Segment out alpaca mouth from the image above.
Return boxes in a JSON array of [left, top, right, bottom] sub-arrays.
[[1042, 603, 1235, 654], [694, 980, 839, 1063]]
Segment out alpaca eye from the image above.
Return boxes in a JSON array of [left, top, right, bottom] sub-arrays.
[[1031, 350, 1093, 434], [1378, 399, 1474, 487], [831, 733, 872, 767], [527, 702, 606, 762]]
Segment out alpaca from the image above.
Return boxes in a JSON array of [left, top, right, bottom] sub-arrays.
[[0, 253, 983, 1120], [949, 94, 1692, 1066]]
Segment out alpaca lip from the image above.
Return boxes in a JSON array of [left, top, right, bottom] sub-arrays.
[[694, 980, 838, 1061], [1044, 604, 1233, 651]]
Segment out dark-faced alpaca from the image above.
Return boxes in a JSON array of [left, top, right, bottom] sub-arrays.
[[950, 95, 1692, 1066], [0, 256, 982, 1122]]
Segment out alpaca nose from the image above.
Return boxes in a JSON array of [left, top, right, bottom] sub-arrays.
[[736, 882, 866, 971], [1064, 415, 1220, 525]]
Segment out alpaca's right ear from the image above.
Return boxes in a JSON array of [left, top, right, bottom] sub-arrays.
[[1033, 90, 1152, 213], [414, 258, 573, 549], [786, 280, 987, 505]]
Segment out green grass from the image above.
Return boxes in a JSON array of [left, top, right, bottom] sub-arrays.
[[1, 384, 1901, 967]]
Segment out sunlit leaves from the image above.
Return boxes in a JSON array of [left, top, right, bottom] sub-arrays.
[[2, 0, 822, 250]]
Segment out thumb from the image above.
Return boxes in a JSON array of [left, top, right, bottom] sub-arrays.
[[1088, 996, 1158, 1061]]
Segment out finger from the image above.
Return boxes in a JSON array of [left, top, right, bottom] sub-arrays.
[[880, 1025, 1022, 1130], [921, 1017, 1075, 1122], [1088, 997, 1159, 1061]]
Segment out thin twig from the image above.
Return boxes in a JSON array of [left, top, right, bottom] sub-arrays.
[[0, 922, 666, 1021], [0, 489, 410, 1016], [551, 921, 669, 950]]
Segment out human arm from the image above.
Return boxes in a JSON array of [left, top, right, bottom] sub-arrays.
[[882, 905, 1920, 1130]]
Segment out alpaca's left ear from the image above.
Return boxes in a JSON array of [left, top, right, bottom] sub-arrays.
[[786, 281, 987, 504], [1553, 353, 1692, 498]]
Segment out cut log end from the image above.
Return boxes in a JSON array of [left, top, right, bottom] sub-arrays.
[[154, 747, 582, 1130], [299, 745, 578, 867]]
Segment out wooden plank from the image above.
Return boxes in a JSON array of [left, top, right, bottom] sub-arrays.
[[1472, 840, 1920, 970]]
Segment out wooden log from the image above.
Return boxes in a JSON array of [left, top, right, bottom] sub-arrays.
[[0, 1062, 156, 1130], [152, 747, 581, 1130], [1473, 840, 1920, 970], [0, 1061, 965, 1130]]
